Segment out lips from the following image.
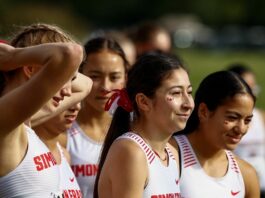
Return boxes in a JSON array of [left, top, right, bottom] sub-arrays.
[[176, 114, 190, 120], [64, 114, 77, 123], [52, 96, 63, 107], [226, 134, 242, 144]]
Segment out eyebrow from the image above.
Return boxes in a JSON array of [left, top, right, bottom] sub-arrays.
[[88, 70, 123, 74], [167, 85, 192, 90], [225, 110, 253, 118]]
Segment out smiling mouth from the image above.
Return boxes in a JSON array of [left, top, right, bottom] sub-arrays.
[[227, 134, 242, 144]]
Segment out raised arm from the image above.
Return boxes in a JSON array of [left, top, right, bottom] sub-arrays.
[[0, 42, 83, 135], [31, 72, 93, 127]]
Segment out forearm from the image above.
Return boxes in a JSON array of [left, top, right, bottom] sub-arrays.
[[31, 72, 92, 127]]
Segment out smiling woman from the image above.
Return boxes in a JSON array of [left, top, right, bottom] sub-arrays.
[[60, 36, 128, 198], [94, 52, 194, 198], [170, 70, 260, 198]]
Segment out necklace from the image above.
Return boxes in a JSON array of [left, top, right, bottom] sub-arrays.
[[153, 149, 167, 161]]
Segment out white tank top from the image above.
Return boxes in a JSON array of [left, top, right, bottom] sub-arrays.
[[67, 121, 102, 198], [119, 132, 181, 198], [0, 125, 62, 197], [234, 108, 265, 190], [175, 135, 245, 198], [56, 142, 82, 198]]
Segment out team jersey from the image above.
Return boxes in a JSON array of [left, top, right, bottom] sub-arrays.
[[57, 142, 82, 198], [174, 135, 245, 198], [67, 121, 102, 198], [234, 108, 265, 190], [0, 125, 61, 197], [118, 132, 181, 198]]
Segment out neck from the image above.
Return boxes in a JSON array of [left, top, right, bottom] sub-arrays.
[[132, 120, 170, 157], [76, 106, 112, 142], [34, 126, 60, 151], [188, 131, 225, 160]]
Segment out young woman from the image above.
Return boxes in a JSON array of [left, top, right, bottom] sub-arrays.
[[34, 102, 83, 197], [63, 37, 128, 197], [0, 23, 85, 197], [172, 70, 260, 197], [94, 52, 194, 198], [227, 63, 265, 197]]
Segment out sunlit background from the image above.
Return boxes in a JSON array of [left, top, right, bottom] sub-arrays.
[[1, 0, 265, 107]]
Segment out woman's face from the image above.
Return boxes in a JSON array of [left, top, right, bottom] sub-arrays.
[[45, 102, 81, 134], [82, 50, 126, 112], [149, 68, 194, 134], [201, 94, 254, 150]]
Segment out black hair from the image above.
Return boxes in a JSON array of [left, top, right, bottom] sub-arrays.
[[180, 70, 256, 134], [226, 63, 253, 76], [80, 36, 129, 72], [94, 52, 187, 197]]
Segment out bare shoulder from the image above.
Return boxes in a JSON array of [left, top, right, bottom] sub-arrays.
[[106, 138, 147, 168], [99, 138, 148, 197], [235, 155, 260, 197]]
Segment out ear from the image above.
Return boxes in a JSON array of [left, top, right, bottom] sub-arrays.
[[198, 103, 210, 121], [135, 93, 152, 112], [23, 66, 35, 79]]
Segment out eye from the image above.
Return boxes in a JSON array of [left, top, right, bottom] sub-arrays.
[[110, 75, 122, 82], [226, 115, 237, 121], [89, 75, 100, 80], [244, 118, 252, 125]]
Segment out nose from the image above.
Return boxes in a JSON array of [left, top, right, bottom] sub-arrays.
[[60, 86, 72, 98], [234, 120, 248, 135], [69, 102, 81, 112], [100, 78, 112, 94], [182, 93, 194, 111]]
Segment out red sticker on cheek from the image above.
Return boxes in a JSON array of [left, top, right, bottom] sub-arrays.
[[166, 96, 173, 101]]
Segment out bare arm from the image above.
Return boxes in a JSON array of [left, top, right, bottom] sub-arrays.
[[98, 139, 148, 198], [236, 157, 260, 198], [31, 72, 92, 127], [0, 42, 83, 136]]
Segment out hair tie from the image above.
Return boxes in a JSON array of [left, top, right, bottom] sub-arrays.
[[105, 88, 133, 114]]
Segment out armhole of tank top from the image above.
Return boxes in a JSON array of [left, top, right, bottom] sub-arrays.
[[174, 135, 183, 177], [177, 141, 182, 177]]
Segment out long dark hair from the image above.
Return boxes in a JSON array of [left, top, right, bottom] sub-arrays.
[[180, 70, 256, 134], [94, 52, 187, 197]]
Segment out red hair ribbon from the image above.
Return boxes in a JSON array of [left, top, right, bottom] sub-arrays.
[[105, 88, 133, 113], [0, 40, 8, 44]]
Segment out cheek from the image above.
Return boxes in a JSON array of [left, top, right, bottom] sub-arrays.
[[166, 96, 181, 108]]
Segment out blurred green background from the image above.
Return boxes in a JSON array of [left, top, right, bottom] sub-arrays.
[[177, 49, 265, 108], [0, 0, 264, 108]]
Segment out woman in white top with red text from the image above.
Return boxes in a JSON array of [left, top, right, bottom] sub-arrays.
[[94, 52, 194, 198], [171, 70, 260, 198], [0, 23, 85, 197]]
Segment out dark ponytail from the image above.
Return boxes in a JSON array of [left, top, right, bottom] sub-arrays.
[[94, 51, 186, 197]]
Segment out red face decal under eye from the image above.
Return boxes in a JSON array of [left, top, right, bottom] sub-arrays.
[[166, 96, 173, 101], [224, 120, 229, 125]]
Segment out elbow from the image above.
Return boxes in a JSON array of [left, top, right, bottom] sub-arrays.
[[61, 44, 83, 71]]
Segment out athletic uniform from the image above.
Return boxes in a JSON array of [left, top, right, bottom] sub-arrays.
[[67, 121, 102, 198], [0, 125, 62, 198], [118, 132, 181, 198], [57, 142, 82, 198], [174, 135, 245, 198], [234, 108, 265, 192]]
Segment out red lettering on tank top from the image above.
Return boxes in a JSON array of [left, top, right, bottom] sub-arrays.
[[71, 164, 98, 177], [33, 152, 57, 171], [151, 193, 182, 198], [63, 189, 82, 198]]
